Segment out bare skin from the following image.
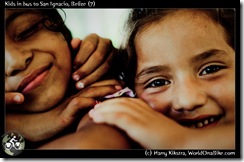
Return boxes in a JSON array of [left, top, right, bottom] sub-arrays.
[[89, 9, 235, 149], [38, 114, 132, 149], [5, 9, 129, 149]]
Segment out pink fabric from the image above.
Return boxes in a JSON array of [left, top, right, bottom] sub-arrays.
[[98, 87, 135, 102]]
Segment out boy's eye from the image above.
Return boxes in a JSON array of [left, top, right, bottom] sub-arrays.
[[145, 79, 170, 88], [200, 65, 225, 75], [15, 20, 43, 41]]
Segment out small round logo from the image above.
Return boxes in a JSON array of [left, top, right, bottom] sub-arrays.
[[2, 131, 25, 156]]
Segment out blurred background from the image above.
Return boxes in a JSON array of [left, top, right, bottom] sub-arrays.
[[61, 9, 131, 48]]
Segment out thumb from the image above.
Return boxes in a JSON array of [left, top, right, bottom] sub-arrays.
[[5, 92, 24, 105]]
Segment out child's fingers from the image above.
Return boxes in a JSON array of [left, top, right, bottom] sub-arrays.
[[71, 38, 82, 51], [74, 51, 117, 89], [88, 98, 168, 148], [72, 34, 117, 87], [5, 92, 24, 105], [77, 84, 122, 99], [60, 97, 96, 125], [89, 99, 149, 138], [59, 85, 122, 128], [73, 34, 99, 70]]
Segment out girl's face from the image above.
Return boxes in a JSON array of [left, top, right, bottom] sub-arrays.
[[5, 10, 72, 112], [134, 10, 235, 128]]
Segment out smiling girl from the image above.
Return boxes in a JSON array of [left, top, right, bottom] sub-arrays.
[[89, 8, 236, 149]]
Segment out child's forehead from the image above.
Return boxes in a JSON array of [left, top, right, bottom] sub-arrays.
[[138, 11, 219, 40], [137, 10, 216, 37], [161, 10, 215, 26], [5, 9, 43, 23]]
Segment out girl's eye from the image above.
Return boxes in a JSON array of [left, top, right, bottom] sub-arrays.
[[15, 20, 43, 41], [200, 65, 225, 75], [145, 79, 170, 88]]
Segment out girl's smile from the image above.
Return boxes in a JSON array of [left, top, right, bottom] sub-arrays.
[[18, 63, 52, 94], [5, 9, 72, 112], [134, 10, 235, 128], [178, 114, 223, 128]]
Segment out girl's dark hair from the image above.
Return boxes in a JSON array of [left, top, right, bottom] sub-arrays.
[[6, 9, 78, 98], [120, 8, 235, 90], [38, 9, 75, 60], [6, 9, 74, 60]]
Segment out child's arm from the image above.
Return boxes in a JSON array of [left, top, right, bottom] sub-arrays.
[[38, 114, 134, 149], [89, 97, 235, 149], [6, 80, 122, 142]]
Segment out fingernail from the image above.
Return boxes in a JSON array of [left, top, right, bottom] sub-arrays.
[[95, 100, 101, 104], [13, 95, 21, 103], [115, 85, 122, 90], [77, 82, 84, 89], [73, 74, 80, 81]]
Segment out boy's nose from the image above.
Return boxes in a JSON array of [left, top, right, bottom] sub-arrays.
[[5, 49, 33, 76], [172, 77, 207, 112]]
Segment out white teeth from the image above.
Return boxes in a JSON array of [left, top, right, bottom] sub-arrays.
[[194, 117, 215, 128], [204, 119, 209, 125], [197, 122, 203, 128]]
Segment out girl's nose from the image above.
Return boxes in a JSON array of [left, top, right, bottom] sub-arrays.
[[5, 49, 33, 76], [172, 77, 207, 112]]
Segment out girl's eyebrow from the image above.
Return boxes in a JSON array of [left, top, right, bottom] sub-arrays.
[[136, 49, 228, 80], [6, 12, 25, 28], [191, 49, 228, 63], [5, 11, 34, 28], [136, 65, 170, 79]]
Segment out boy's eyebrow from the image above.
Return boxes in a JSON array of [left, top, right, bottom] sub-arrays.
[[136, 65, 170, 79], [191, 49, 228, 63]]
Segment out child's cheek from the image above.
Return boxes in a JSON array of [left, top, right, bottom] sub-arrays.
[[206, 81, 235, 124], [140, 93, 169, 114]]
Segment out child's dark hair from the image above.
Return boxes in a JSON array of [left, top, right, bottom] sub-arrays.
[[6, 9, 74, 60], [120, 8, 235, 90], [6, 9, 78, 97]]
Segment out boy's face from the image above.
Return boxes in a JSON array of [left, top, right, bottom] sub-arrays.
[[134, 10, 235, 128], [5, 10, 72, 112]]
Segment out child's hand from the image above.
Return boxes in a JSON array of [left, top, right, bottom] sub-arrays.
[[5, 92, 24, 105], [71, 34, 118, 89], [44, 79, 122, 141], [89, 98, 235, 149], [6, 79, 122, 142], [88, 97, 188, 149], [57, 79, 122, 128]]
